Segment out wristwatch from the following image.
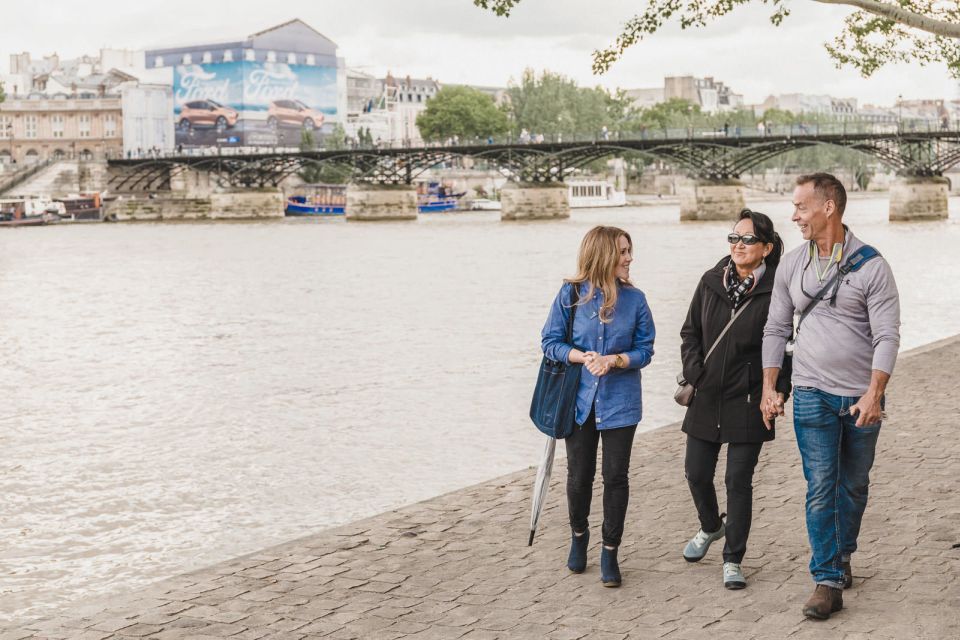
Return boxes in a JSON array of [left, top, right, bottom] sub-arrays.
[[614, 354, 626, 369]]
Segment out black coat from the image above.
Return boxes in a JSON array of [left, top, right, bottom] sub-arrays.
[[680, 257, 792, 443]]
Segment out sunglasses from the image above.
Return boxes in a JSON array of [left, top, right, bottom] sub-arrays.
[[727, 233, 762, 246]]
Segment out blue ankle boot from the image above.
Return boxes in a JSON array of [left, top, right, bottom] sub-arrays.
[[600, 545, 621, 587], [567, 530, 589, 573]]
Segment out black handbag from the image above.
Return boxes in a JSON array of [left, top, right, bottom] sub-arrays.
[[530, 284, 583, 439], [675, 298, 753, 407]]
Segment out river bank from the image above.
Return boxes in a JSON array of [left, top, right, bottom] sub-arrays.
[[1, 196, 957, 623], [8, 334, 960, 638]]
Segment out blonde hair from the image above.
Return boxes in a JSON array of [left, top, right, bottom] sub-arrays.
[[565, 226, 633, 323]]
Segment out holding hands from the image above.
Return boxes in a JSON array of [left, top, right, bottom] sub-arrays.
[[760, 388, 786, 430]]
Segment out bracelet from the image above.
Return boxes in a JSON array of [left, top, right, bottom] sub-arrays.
[[614, 354, 626, 369]]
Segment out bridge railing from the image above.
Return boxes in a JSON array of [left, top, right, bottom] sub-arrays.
[[114, 119, 960, 161]]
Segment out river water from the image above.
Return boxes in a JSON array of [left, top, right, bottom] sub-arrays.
[[1, 196, 958, 623]]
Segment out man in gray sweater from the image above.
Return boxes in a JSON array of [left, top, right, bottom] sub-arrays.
[[761, 173, 900, 620]]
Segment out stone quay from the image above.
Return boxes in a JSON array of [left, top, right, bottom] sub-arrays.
[[6, 335, 958, 639]]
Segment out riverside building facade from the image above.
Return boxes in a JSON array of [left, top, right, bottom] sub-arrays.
[[0, 94, 123, 166]]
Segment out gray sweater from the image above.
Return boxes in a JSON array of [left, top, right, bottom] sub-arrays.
[[762, 228, 901, 397]]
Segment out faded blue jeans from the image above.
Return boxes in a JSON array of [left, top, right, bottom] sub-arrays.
[[793, 386, 883, 588]]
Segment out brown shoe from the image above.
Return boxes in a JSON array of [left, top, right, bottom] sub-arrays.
[[802, 584, 843, 620], [841, 561, 853, 589]]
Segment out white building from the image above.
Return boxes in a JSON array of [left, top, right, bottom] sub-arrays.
[[121, 84, 175, 156], [624, 87, 665, 111], [759, 94, 858, 120], [624, 76, 742, 113], [381, 73, 441, 145]]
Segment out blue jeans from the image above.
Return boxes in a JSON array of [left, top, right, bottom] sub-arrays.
[[793, 386, 883, 588]]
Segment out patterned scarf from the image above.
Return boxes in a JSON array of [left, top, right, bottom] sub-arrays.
[[725, 260, 765, 308]]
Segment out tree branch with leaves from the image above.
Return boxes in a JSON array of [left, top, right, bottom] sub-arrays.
[[473, 0, 960, 77]]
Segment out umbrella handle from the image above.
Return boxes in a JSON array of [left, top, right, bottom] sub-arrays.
[[528, 530, 535, 546]]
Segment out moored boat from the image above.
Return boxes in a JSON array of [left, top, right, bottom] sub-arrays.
[[0, 198, 62, 227], [285, 184, 346, 216], [417, 181, 465, 213], [54, 192, 103, 221], [568, 179, 627, 208]]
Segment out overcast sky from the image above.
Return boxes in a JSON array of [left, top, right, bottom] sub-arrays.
[[4, 0, 957, 106]]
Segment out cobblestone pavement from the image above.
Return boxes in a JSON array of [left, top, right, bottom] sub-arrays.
[[6, 337, 960, 640]]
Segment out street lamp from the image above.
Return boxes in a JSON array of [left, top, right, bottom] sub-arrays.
[[4, 123, 12, 167], [897, 94, 903, 134]]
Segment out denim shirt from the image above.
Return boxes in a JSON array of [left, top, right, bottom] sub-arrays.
[[541, 282, 656, 429]]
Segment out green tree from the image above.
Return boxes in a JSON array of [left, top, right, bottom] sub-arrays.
[[298, 125, 352, 184], [632, 98, 701, 134], [475, 0, 960, 77], [325, 123, 347, 150], [761, 108, 798, 126], [0, 82, 6, 104], [505, 69, 633, 138], [416, 86, 509, 142], [300, 128, 316, 152]]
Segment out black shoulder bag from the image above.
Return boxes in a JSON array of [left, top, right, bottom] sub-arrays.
[[530, 284, 583, 439]]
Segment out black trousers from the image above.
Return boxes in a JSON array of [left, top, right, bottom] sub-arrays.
[[684, 434, 763, 564], [565, 409, 637, 547]]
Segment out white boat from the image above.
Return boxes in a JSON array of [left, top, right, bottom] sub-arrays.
[[0, 197, 63, 227], [470, 198, 502, 211], [568, 179, 627, 208]]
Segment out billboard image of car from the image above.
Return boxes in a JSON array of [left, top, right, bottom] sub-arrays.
[[267, 99, 325, 130], [178, 99, 240, 132], [173, 61, 337, 148]]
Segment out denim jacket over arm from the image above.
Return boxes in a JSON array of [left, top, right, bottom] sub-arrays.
[[541, 281, 656, 430]]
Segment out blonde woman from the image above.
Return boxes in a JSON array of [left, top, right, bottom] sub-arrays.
[[541, 226, 656, 587]]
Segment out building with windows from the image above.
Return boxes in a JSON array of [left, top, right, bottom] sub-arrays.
[[381, 73, 441, 145], [758, 93, 859, 120], [0, 94, 122, 166], [664, 76, 743, 112], [625, 76, 742, 113], [0, 49, 175, 165]]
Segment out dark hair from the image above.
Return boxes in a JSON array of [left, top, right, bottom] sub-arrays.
[[796, 172, 847, 217], [738, 208, 783, 269]]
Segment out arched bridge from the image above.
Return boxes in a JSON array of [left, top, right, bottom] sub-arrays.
[[107, 130, 960, 192]]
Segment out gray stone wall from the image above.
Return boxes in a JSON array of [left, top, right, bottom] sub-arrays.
[[106, 190, 284, 221], [679, 179, 746, 221], [500, 182, 569, 220], [345, 184, 418, 221], [888, 177, 949, 221]]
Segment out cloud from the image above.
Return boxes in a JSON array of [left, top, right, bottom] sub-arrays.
[[1, 0, 955, 106]]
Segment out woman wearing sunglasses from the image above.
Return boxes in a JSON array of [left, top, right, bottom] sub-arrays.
[[678, 208, 791, 590]]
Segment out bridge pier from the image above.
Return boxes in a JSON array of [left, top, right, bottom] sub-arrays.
[[500, 182, 569, 221], [889, 176, 949, 221], [345, 183, 418, 221], [679, 179, 746, 221]]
